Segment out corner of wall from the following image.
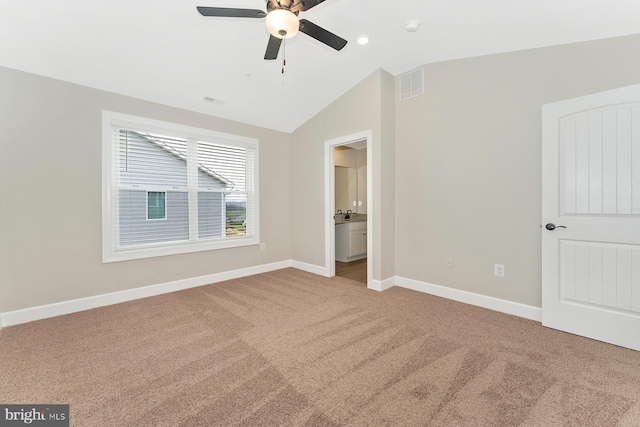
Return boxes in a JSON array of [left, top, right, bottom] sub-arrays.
[[379, 67, 397, 281]]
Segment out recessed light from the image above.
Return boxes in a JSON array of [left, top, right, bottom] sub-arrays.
[[357, 36, 369, 45], [406, 20, 419, 32]]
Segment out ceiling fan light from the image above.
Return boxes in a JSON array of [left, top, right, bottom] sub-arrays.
[[265, 9, 299, 39]]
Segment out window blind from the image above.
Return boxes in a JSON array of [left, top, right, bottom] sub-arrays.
[[197, 141, 256, 239], [115, 130, 190, 248], [108, 124, 257, 255]]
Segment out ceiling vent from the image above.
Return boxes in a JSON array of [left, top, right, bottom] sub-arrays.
[[399, 67, 424, 101], [203, 96, 225, 106]]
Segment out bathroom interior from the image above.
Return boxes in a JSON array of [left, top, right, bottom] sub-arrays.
[[334, 141, 367, 284]]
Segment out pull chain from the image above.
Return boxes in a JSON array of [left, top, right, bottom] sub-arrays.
[[281, 37, 286, 74]]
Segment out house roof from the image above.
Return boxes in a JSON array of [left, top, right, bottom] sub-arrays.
[[134, 131, 235, 188]]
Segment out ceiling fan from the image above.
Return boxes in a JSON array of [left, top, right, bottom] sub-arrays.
[[197, 0, 348, 60]]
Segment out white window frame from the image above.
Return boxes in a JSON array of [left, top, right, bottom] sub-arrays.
[[102, 111, 260, 263], [146, 191, 167, 221]]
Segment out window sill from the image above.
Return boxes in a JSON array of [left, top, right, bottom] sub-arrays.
[[102, 236, 260, 263]]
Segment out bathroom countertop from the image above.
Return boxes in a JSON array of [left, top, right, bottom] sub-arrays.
[[334, 214, 367, 225]]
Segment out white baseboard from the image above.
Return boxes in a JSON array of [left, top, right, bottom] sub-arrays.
[[0, 264, 542, 328], [369, 280, 382, 291], [393, 276, 542, 322], [369, 276, 396, 292], [0, 260, 292, 327], [381, 276, 396, 291], [291, 260, 329, 277]]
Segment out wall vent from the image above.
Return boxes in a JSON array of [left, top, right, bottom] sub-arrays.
[[399, 67, 424, 101]]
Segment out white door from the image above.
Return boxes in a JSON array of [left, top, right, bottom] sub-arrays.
[[542, 84, 640, 351]]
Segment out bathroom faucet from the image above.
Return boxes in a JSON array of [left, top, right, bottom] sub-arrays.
[[345, 209, 352, 220]]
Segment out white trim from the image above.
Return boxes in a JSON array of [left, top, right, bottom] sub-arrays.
[[291, 260, 329, 277], [381, 276, 395, 291], [370, 276, 396, 292], [0, 261, 291, 327], [103, 111, 259, 148], [102, 110, 260, 263], [394, 277, 542, 322], [0, 264, 542, 328], [323, 143, 335, 278], [106, 236, 261, 263], [324, 130, 374, 289]]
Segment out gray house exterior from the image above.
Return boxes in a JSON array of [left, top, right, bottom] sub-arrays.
[[118, 131, 230, 248]]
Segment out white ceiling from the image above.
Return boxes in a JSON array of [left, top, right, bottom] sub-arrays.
[[2, 1, 640, 133]]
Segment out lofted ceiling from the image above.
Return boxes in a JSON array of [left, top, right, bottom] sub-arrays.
[[1, 1, 640, 133]]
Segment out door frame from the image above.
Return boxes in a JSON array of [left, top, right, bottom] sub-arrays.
[[324, 130, 373, 289]]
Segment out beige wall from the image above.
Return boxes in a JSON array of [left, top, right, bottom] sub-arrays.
[[0, 66, 292, 312], [291, 69, 396, 282], [395, 34, 640, 307], [334, 146, 357, 168], [5, 33, 640, 314]]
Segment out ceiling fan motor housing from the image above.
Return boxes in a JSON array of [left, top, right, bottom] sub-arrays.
[[266, 0, 299, 13]]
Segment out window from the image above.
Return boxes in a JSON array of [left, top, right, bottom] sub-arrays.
[[102, 111, 259, 262], [147, 191, 166, 220]]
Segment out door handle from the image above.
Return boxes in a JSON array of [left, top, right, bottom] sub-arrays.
[[545, 223, 566, 231]]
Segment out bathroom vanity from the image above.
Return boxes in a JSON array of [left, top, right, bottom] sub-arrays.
[[335, 219, 367, 262]]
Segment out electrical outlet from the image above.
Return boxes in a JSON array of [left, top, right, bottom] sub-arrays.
[[494, 264, 505, 277], [260, 243, 266, 251], [446, 257, 453, 268]]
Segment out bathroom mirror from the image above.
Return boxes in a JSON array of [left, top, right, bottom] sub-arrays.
[[334, 145, 367, 214], [335, 166, 357, 213]]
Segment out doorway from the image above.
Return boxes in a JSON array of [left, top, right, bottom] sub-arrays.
[[335, 259, 367, 284], [334, 142, 367, 284], [324, 131, 373, 289]]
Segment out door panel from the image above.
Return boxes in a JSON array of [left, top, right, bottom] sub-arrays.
[[559, 240, 640, 312], [561, 107, 640, 215], [542, 85, 640, 351]]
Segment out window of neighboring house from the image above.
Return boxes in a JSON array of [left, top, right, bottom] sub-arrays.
[[102, 111, 259, 263], [147, 191, 166, 220]]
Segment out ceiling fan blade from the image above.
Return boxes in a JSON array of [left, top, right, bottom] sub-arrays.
[[197, 6, 266, 18], [298, 19, 347, 51], [264, 35, 282, 60], [290, 0, 327, 13]]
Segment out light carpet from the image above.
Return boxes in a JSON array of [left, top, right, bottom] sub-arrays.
[[1, 268, 639, 426]]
